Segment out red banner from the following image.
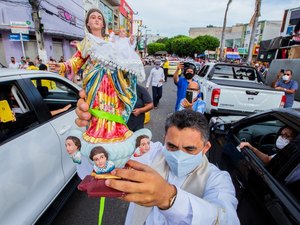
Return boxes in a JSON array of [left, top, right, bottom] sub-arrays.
[[119, 0, 133, 21]]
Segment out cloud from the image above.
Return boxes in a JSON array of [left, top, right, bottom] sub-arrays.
[[126, 0, 300, 37]]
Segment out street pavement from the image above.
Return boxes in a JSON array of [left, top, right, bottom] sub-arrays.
[[51, 66, 177, 225]]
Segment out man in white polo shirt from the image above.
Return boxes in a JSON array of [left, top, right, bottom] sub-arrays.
[[146, 60, 165, 108]]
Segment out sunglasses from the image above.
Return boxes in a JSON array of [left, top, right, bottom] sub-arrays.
[[284, 73, 291, 76]]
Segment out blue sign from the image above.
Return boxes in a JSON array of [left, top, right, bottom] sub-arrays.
[[9, 34, 29, 41]]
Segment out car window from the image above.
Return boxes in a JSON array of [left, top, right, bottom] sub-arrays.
[[0, 82, 38, 143], [213, 65, 258, 81], [31, 78, 78, 117], [236, 119, 285, 155], [198, 65, 209, 77]]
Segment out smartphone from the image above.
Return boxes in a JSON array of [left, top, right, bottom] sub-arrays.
[[186, 90, 193, 103]]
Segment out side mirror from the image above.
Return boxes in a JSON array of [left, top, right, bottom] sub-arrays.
[[209, 117, 227, 135]]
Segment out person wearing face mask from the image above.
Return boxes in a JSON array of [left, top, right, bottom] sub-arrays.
[[100, 110, 239, 225], [274, 69, 298, 108], [146, 61, 165, 108], [239, 126, 295, 165], [178, 81, 206, 113], [173, 62, 198, 111]]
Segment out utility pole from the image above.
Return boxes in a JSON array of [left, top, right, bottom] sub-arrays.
[[29, 0, 48, 63], [247, 0, 261, 65], [145, 29, 151, 56], [219, 0, 232, 61]]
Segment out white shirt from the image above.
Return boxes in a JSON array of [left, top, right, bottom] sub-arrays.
[[146, 67, 165, 88], [9, 62, 19, 69], [125, 144, 240, 225]]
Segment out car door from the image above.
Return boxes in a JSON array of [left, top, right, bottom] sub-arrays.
[[28, 75, 81, 182], [209, 111, 300, 225], [0, 77, 66, 224]]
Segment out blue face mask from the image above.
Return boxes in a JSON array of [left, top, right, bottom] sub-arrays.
[[155, 65, 160, 69], [162, 146, 203, 177]]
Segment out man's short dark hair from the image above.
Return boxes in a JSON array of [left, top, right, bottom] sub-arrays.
[[39, 63, 48, 71], [165, 110, 209, 142]]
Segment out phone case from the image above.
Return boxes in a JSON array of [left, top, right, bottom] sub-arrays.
[[186, 91, 193, 103]]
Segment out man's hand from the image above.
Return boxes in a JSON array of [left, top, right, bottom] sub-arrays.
[[105, 160, 176, 209], [239, 142, 252, 149], [177, 62, 184, 70], [181, 98, 193, 109], [132, 108, 143, 117], [75, 90, 91, 127]]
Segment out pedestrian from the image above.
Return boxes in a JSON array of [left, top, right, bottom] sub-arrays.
[[39, 63, 48, 71], [26, 62, 39, 70], [75, 106, 240, 224], [59, 56, 65, 63], [8, 57, 19, 69], [146, 60, 164, 108], [22, 56, 30, 69], [19, 56, 26, 69], [274, 69, 298, 108], [127, 84, 154, 132], [178, 81, 206, 113], [162, 58, 169, 82], [173, 62, 198, 111]]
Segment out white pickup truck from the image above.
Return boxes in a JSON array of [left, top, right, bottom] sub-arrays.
[[197, 63, 286, 116]]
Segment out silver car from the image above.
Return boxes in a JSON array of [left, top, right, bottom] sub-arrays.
[[0, 69, 81, 225]]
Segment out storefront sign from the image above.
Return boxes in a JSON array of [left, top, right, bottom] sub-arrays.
[[9, 33, 29, 41], [10, 21, 29, 34]]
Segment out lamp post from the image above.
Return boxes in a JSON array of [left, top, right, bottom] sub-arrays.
[[137, 24, 146, 57], [145, 29, 151, 56]]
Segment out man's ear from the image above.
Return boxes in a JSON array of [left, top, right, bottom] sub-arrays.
[[202, 141, 211, 154]]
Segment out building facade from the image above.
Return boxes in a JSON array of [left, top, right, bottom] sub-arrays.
[[0, 0, 134, 67], [189, 21, 281, 58]]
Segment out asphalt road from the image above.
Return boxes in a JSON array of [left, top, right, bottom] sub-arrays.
[[51, 66, 177, 225]]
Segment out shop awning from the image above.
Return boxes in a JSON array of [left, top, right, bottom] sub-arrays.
[[226, 54, 241, 59], [197, 54, 205, 57]]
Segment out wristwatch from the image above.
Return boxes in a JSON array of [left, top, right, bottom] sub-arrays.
[[159, 185, 177, 210]]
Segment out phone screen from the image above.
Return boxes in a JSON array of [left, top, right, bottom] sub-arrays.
[[186, 90, 193, 103]]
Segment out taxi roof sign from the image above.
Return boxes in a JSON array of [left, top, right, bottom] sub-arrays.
[[10, 21, 29, 34]]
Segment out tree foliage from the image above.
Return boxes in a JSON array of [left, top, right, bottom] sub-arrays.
[[156, 37, 169, 44], [147, 43, 166, 55], [192, 35, 220, 55], [149, 34, 220, 57]]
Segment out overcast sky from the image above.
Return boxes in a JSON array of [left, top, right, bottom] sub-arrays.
[[126, 0, 300, 37]]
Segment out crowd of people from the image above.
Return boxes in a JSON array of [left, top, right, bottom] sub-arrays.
[[8, 55, 65, 71]]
